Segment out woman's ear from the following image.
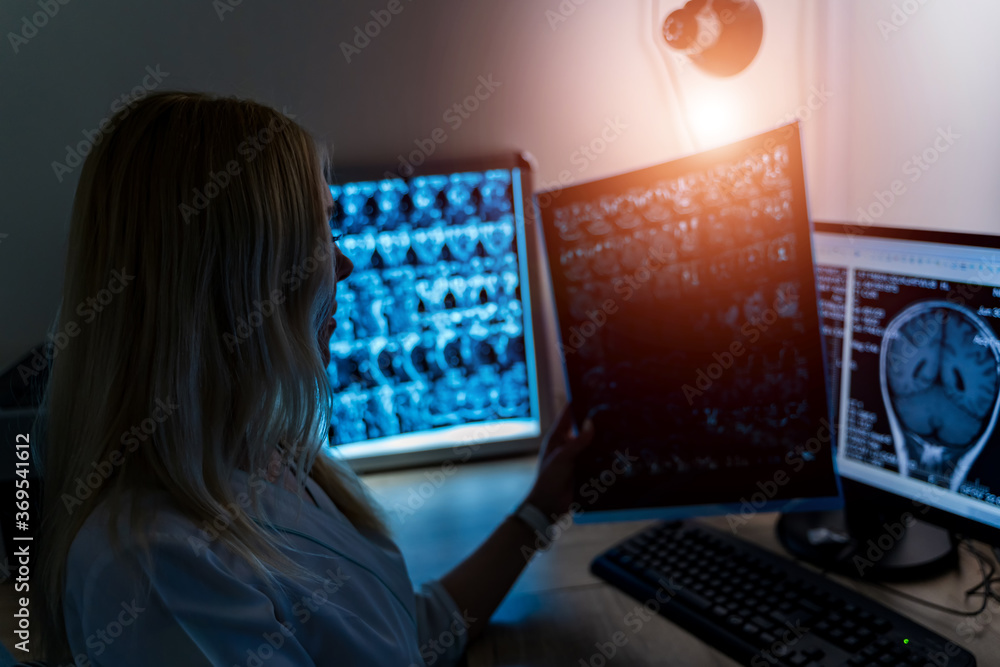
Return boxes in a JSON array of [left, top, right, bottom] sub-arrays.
[[319, 316, 334, 367]]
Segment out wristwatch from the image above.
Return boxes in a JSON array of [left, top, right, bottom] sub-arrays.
[[513, 500, 553, 541]]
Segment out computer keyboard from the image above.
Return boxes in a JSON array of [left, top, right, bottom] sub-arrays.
[[591, 520, 977, 666]]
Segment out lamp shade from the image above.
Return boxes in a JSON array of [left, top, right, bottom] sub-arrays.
[[662, 0, 764, 77]]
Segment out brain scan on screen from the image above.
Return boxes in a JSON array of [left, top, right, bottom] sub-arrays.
[[881, 301, 1000, 490]]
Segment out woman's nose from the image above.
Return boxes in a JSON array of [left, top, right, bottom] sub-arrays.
[[334, 243, 354, 282]]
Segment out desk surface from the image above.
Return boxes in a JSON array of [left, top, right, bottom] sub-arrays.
[[364, 455, 1000, 667]]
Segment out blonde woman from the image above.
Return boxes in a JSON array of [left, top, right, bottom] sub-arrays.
[[37, 92, 592, 666]]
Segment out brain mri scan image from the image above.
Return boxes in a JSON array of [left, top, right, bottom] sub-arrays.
[[881, 301, 1000, 490]]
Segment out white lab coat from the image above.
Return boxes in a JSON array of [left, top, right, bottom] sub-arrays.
[[61, 470, 468, 666]]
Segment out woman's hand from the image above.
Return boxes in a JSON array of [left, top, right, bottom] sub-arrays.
[[439, 403, 595, 640], [524, 404, 595, 519]]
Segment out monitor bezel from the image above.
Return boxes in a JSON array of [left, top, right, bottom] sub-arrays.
[[815, 220, 1000, 547], [325, 153, 559, 473]]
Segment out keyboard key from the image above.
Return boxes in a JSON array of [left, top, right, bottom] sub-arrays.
[[678, 589, 713, 611], [799, 598, 822, 614]]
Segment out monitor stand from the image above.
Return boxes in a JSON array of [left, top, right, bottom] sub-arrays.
[[776, 508, 958, 582]]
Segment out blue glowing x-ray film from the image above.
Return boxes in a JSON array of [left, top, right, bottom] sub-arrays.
[[326, 168, 540, 457]]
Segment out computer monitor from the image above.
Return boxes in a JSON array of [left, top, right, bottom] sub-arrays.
[[324, 154, 555, 470], [536, 124, 842, 522], [785, 222, 1000, 577]]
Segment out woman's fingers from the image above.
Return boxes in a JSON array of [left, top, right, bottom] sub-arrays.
[[553, 403, 575, 435], [540, 404, 571, 456], [547, 417, 594, 464]]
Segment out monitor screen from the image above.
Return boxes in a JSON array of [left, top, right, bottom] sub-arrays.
[[537, 125, 841, 521], [325, 163, 541, 460], [814, 223, 1000, 533]]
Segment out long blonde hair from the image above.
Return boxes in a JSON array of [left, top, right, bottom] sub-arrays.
[[37, 91, 385, 660]]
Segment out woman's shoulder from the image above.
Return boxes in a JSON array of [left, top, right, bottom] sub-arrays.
[[64, 488, 254, 605], [66, 470, 275, 571], [68, 489, 192, 561]]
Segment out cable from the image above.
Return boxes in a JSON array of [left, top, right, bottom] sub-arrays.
[[649, 0, 700, 153], [797, 0, 808, 117], [863, 541, 1000, 617]]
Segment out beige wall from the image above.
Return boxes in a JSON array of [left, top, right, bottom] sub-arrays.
[[842, 0, 1000, 234], [6, 0, 992, 371]]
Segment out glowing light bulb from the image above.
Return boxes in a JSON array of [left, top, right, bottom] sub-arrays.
[[689, 91, 739, 147]]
